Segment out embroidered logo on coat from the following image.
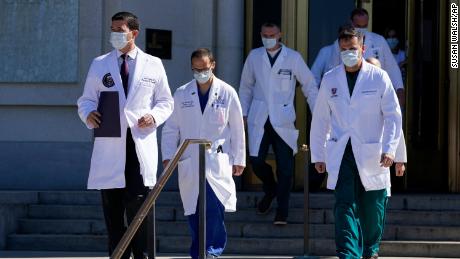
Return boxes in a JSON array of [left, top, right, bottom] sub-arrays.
[[102, 73, 115, 88], [331, 88, 338, 97]]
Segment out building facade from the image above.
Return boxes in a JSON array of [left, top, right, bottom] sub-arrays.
[[0, 0, 459, 193]]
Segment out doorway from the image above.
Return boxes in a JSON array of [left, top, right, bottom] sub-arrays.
[[371, 0, 449, 192]]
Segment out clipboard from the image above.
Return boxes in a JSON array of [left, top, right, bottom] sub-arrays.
[[94, 91, 121, 137]]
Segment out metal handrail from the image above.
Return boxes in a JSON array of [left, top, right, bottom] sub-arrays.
[[111, 139, 212, 259]]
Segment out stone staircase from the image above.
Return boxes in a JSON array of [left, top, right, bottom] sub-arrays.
[[4, 191, 460, 257]]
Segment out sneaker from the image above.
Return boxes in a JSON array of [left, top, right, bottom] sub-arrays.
[[273, 213, 287, 225], [256, 194, 275, 214], [362, 254, 378, 259]]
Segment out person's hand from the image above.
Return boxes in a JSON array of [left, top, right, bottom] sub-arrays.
[[86, 110, 101, 128], [380, 153, 394, 167], [232, 165, 245, 176], [395, 162, 405, 176], [315, 162, 326, 173], [162, 159, 170, 169], [138, 114, 155, 128]]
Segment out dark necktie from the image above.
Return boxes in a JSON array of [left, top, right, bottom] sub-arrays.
[[120, 54, 129, 95]]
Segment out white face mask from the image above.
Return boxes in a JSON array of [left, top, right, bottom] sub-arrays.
[[341, 49, 360, 67], [110, 32, 130, 50], [194, 69, 212, 84], [261, 37, 277, 49]]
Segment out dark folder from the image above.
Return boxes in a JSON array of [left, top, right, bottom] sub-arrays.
[[94, 91, 121, 137]]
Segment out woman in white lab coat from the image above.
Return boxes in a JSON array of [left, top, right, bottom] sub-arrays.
[[77, 12, 173, 259], [161, 48, 245, 259], [310, 26, 402, 259]]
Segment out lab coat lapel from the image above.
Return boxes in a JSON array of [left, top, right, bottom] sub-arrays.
[[337, 65, 351, 102], [261, 49, 271, 68], [190, 81, 203, 118], [350, 59, 368, 102], [202, 79, 220, 116], [271, 46, 286, 73], [126, 48, 147, 104], [107, 50, 125, 98]]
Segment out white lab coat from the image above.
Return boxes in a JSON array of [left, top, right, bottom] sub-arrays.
[[313, 31, 404, 90], [78, 48, 174, 189], [239, 45, 317, 156], [161, 77, 246, 216], [310, 60, 402, 191]]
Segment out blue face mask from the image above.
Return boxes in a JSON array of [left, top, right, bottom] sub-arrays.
[[340, 49, 360, 67], [355, 27, 368, 35], [386, 38, 399, 49]]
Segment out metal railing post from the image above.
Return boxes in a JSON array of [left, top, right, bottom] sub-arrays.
[[294, 144, 320, 259], [110, 139, 211, 259], [198, 143, 207, 259], [147, 202, 156, 259]]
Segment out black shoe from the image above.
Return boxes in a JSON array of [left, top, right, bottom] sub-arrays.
[[362, 254, 378, 259], [273, 213, 287, 225], [257, 194, 275, 214]]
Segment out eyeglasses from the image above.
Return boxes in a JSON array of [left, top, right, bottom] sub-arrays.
[[192, 67, 211, 73]]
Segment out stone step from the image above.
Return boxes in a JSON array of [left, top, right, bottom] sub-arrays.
[[17, 219, 460, 242], [25, 204, 460, 226], [34, 191, 460, 211], [8, 234, 460, 257], [27, 205, 177, 221]]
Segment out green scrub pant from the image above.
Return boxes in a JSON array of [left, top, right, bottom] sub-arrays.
[[334, 145, 388, 259]]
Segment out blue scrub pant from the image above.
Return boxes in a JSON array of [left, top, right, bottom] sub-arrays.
[[187, 181, 227, 259], [334, 144, 388, 258], [250, 120, 294, 217]]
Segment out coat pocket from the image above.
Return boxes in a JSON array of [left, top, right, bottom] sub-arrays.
[[206, 153, 233, 202], [247, 99, 267, 125], [274, 103, 296, 126], [359, 143, 386, 175]]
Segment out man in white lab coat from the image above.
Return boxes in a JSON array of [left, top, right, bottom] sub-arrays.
[[311, 9, 405, 108], [161, 48, 245, 259], [239, 22, 317, 225], [310, 27, 402, 259], [77, 12, 173, 259]]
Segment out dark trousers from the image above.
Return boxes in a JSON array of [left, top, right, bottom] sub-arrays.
[[250, 120, 295, 217], [101, 129, 149, 259], [187, 181, 227, 259]]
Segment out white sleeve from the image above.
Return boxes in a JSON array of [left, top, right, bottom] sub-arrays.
[[77, 60, 99, 129], [238, 55, 255, 116], [394, 131, 407, 162], [150, 60, 174, 128], [160, 92, 181, 161], [381, 72, 402, 156], [310, 79, 331, 163], [295, 53, 318, 112], [228, 89, 246, 166], [311, 47, 328, 89]]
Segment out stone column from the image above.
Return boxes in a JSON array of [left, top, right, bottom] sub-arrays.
[[215, 0, 244, 88]]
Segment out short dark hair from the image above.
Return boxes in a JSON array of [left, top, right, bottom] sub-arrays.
[[350, 8, 369, 20], [191, 48, 215, 63], [261, 22, 280, 31], [338, 24, 364, 45], [112, 12, 139, 31]]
